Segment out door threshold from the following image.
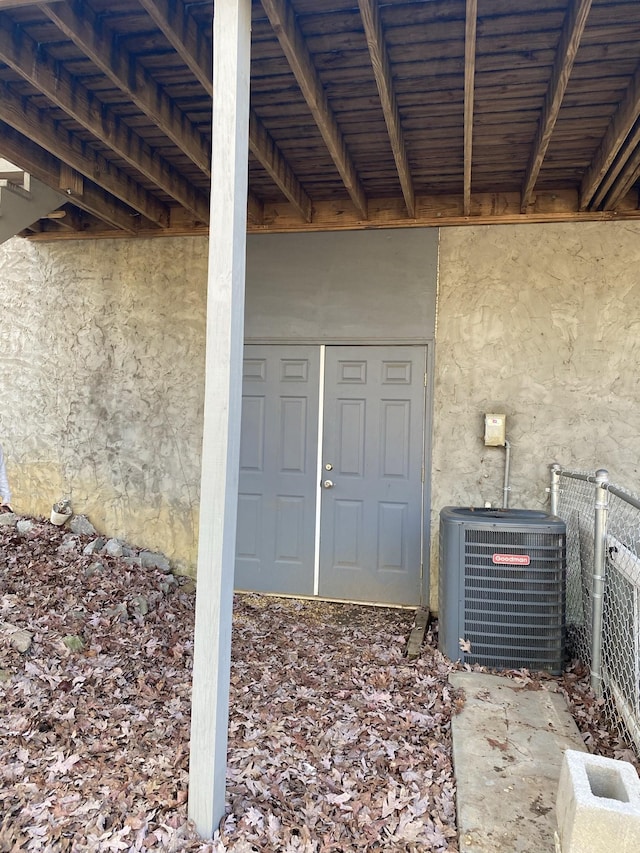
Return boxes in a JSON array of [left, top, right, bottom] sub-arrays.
[[234, 588, 419, 610]]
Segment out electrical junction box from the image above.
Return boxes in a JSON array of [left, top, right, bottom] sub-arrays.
[[484, 413, 506, 446]]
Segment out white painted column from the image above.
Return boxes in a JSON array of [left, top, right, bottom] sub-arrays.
[[188, 0, 251, 838]]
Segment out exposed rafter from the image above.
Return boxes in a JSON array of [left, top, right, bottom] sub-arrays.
[[603, 143, 640, 210], [139, 0, 312, 222], [137, 0, 212, 93], [0, 121, 139, 233], [591, 123, 640, 209], [358, 0, 415, 218], [0, 81, 170, 227], [463, 0, 477, 217], [521, 0, 592, 212], [581, 61, 640, 210], [0, 12, 209, 223], [41, 1, 210, 176], [260, 0, 368, 219]]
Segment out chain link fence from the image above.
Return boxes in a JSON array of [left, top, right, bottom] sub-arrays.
[[552, 466, 640, 755]]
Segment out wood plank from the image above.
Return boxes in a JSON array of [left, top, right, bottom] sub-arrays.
[[521, 0, 592, 211], [137, 0, 213, 94], [0, 81, 170, 226], [358, 0, 415, 217], [42, 1, 211, 175], [188, 0, 251, 836], [261, 0, 368, 218], [0, 120, 139, 232], [590, 122, 640, 208], [602, 143, 640, 209], [0, 10, 209, 222], [463, 0, 477, 216], [26, 186, 640, 242], [139, 0, 310, 220], [581, 60, 640, 209]]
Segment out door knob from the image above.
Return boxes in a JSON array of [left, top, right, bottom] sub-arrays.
[[323, 479, 334, 489]]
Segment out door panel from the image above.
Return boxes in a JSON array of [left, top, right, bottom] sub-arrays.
[[319, 346, 425, 605], [235, 345, 319, 594]]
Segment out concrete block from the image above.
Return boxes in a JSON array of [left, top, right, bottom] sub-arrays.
[[557, 749, 640, 852]]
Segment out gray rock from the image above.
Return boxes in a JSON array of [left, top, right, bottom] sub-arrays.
[[139, 550, 171, 572], [1, 621, 33, 653], [16, 519, 35, 536], [83, 537, 105, 556], [123, 556, 142, 567], [70, 515, 97, 537], [0, 512, 17, 527], [58, 534, 80, 554], [84, 561, 104, 578], [62, 634, 85, 652], [133, 594, 149, 616], [122, 545, 136, 557], [104, 538, 124, 558]]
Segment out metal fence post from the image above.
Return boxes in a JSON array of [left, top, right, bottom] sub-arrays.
[[591, 468, 610, 697], [550, 463, 561, 516]]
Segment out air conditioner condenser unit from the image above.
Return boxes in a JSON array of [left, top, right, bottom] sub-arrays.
[[439, 506, 566, 675]]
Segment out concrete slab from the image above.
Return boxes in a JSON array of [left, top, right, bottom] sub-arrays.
[[450, 672, 586, 853]]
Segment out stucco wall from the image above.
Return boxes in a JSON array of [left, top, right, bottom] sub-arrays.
[[2, 221, 639, 596], [0, 229, 437, 577], [0, 237, 208, 572], [430, 220, 640, 608]]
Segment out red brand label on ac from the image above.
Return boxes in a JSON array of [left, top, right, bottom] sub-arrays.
[[492, 553, 531, 566]]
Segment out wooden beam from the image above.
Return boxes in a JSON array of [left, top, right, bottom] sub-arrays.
[[463, 0, 477, 217], [591, 122, 640, 209], [521, 0, 592, 212], [602, 143, 640, 210], [188, 0, 251, 839], [0, 81, 170, 227], [358, 0, 415, 218], [0, 121, 139, 232], [41, 1, 210, 176], [248, 113, 311, 221], [0, 0, 61, 6], [581, 61, 640, 210], [137, 0, 213, 94], [139, 0, 311, 221], [0, 12, 209, 223], [260, 0, 368, 219]]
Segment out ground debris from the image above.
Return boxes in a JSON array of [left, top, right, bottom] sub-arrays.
[[1, 519, 459, 852]]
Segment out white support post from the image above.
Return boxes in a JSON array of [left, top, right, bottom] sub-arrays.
[[188, 0, 251, 838]]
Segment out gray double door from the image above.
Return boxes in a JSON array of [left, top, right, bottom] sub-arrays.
[[235, 345, 427, 605]]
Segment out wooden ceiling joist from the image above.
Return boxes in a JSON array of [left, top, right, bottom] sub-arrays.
[[0, 12, 210, 223], [260, 0, 369, 219], [41, 1, 211, 176], [358, 0, 415, 218], [581, 60, 640, 210], [602, 141, 640, 210], [1, 0, 640, 238], [521, 0, 592, 211], [463, 0, 477, 217], [138, 0, 311, 222], [136, 0, 213, 94], [591, 121, 640, 209], [0, 81, 170, 227], [0, 120, 139, 233]]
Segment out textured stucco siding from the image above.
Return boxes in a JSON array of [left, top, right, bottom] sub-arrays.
[[1, 221, 639, 599], [0, 237, 207, 573], [430, 220, 640, 608]]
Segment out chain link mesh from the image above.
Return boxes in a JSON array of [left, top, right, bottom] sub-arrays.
[[557, 470, 640, 755]]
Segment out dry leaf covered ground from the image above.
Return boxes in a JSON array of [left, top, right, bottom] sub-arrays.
[[1, 518, 459, 852]]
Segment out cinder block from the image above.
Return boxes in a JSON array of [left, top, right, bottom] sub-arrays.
[[557, 749, 640, 852]]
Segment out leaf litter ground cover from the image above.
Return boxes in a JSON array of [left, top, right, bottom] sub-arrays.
[[1, 518, 459, 852]]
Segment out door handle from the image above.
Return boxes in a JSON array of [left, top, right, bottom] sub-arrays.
[[323, 479, 334, 489]]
